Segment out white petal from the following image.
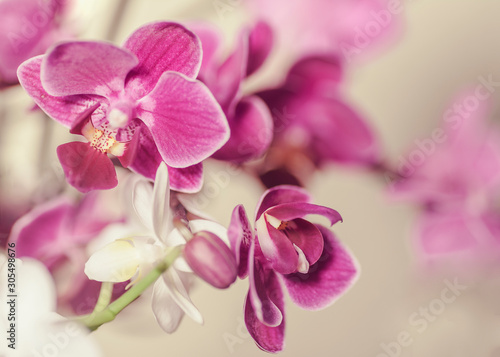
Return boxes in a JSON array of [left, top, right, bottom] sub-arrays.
[[84, 239, 141, 282], [163, 226, 187, 247], [1, 258, 55, 322], [176, 192, 215, 220], [189, 219, 230, 245], [132, 177, 155, 230], [293, 244, 310, 274], [152, 162, 172, 243], [151, 279, 184, 333], [162, 269, 203, 325]]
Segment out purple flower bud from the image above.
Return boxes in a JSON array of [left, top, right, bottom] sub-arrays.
[[184, 231, 237, 289]]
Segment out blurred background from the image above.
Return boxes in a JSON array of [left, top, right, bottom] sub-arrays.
[[2, 0, 500, 356]]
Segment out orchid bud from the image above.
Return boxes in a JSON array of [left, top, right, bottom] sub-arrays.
[[183, 231, 237, 289]]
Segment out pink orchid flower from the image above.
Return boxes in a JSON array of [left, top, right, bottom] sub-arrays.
[[390, 90, 500, 260], [246, 0, 399, 62], [228, 186, 359, 352], [259, 55, 381, 170], [0, 0, 69, 87], [17, 22, 229, 192], [193, 22, 274, 163]]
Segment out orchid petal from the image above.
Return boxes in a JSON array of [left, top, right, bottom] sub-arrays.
[[132, 176, 154, 231], [137, 72, 229, 168], [41, 41, 138, 97], [84, 239, 140, 282], [284, 218, 324, 267], [255, 215, 298, 275], [248, 242, 283, 327], [265, 202, 342, 226], [228, 205, 253, 278], [190, 23, 223, 81], [168, 164, 203, 193], [128, 126, 163, 179], [152, 163, 171, 243], [151, 278, 185, 333], [1, 258, 56, 320], [17, 56, 101, 128], [161, 269, 203, 325], [57, 142, 118, 193], [124, 22, 202, 98], [211, 32, 247, 111], [246, 21, 273, 76], [284, 55, 342, 95], [8, 197, 73, 262], [256, 185, 312, 220], [189, 219, 229, 245], [300, 97, 380, 165], [281, 225, 359, 310], [212, 96, 273, 163], [244, 295, 285, 353]]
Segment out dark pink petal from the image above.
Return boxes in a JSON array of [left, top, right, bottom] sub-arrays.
[[245, 296, 285, 353], [284, 55, 343, 95], [128, 126, 162, 179], [256, 185, 312, 220], [17, 56, 101, 128], [124, 22, 202, 98], [117, 129, 141, 169], [167, 165, 203, 193], [128, 126, 204, 192], [57, 142, 118, 193], [266, 202, 342, 226], [256, 216, 298, 275], [248, 246, 283, 327], [282, 225, 358, 310], [189, 23, 222, 81], [284, 218, 324, 267], [212, 96, 273, 163], [137, 72, 229, 168], [8, 197, 73, 264], [228, 205, 253, 278], [303, 97, 380, 165], [41, 41, 138, 97], [245, 263, 285, 353], [246, 21, 273, 77], [211, 33, 247, 111]]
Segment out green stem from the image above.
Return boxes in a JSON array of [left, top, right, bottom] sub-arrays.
[[94, 282, 114, 313], [79, 246, 182, 331]]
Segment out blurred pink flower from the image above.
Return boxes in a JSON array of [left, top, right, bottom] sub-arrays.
[[8, 191, 125, 311], [390, 90, 500, 260], [247, 0, 400, 62], [193, 22, 274, 163], [0, 0, 69, 87], [228, 185, 358, 352], [18, 22, 229, 192], [259, 55, 381, 171]]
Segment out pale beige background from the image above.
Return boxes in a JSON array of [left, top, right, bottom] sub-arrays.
[[3, 0, 500, 356]]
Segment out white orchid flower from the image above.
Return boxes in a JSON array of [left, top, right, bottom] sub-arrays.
[[84, 163, 229, 333], [0, 256, 101, 356]]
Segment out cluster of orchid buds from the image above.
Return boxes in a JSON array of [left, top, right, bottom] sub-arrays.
[[1, 0, 498, 355]]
